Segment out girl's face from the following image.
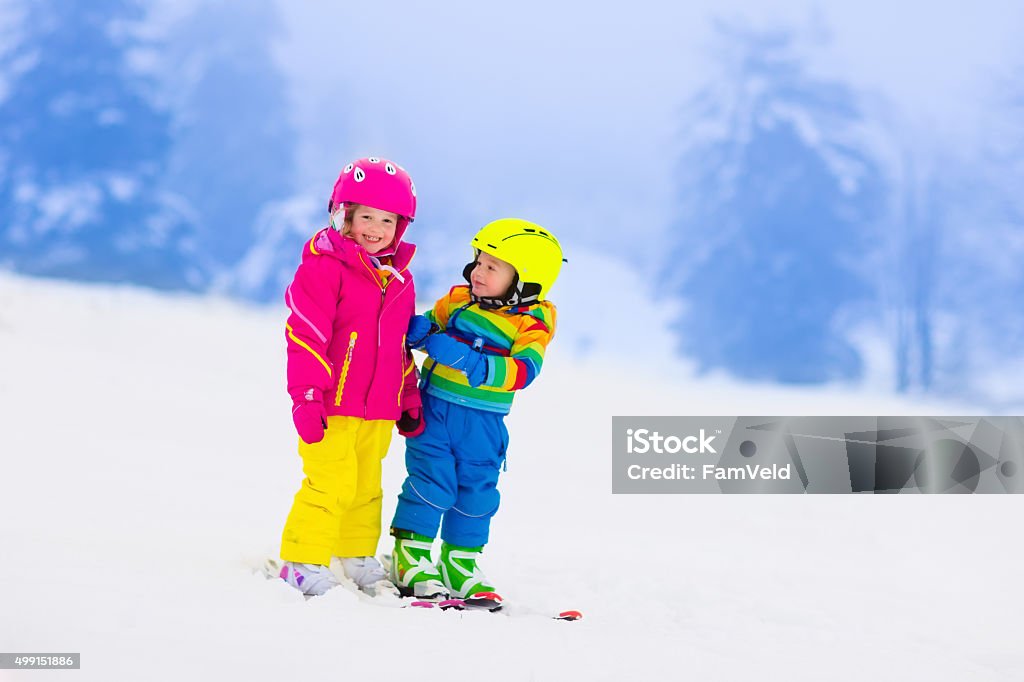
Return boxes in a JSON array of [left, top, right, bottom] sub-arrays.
[[470, 251, 517, 298], [342, 205, 399, 254]]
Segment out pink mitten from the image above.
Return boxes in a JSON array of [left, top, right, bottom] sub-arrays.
[[292, 388, 328, 444]]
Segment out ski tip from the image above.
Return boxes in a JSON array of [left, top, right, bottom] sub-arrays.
[[406, 600, 436, 609], [463, 592, 503, 612], [555, 610, 583, 621], [468, 591, 503, 603]]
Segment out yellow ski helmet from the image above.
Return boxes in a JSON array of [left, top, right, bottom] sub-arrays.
[[463, 218, 564, 307]]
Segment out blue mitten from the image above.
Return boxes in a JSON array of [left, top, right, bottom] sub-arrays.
[[406, 315, 437, 350], [425, 334, 487, 387]]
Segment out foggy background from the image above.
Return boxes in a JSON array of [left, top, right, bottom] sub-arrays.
[[2, 0, 1022, 408]]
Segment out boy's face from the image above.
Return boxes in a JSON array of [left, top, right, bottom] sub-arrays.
[[344, 205, 399, 254], [470, 251, 517, 298]]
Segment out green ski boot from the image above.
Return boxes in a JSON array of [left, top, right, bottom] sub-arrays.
[[390, 529, 449, 599], [437, 542, 496, 599]]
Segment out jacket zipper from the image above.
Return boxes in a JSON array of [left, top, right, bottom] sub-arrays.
[[335, 331, 358, 407]]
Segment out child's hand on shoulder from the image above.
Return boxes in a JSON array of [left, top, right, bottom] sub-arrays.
[[425, 334, 487, 388]]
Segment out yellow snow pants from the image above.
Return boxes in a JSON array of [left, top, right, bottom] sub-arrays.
[[280, 415, 394, 565]]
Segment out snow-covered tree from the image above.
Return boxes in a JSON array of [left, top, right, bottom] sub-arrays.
[[666, 22, 886, 383], [916, 72, 1024, 406]]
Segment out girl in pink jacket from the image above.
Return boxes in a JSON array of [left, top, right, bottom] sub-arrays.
[[275, 157, 422, 597]]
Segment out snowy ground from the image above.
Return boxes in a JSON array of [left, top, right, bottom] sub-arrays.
[[1, 273, 1021, 681]]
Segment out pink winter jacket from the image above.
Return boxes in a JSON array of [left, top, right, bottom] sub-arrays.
[[284, 227, 420, 421]]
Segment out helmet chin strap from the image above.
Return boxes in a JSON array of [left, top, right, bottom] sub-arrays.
[[369, 255, 406, 283]]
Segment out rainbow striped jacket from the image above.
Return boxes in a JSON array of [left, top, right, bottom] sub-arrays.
[[421, 285, 556, 414]]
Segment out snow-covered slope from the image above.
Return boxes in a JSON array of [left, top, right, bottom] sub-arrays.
[[0, 274, 1020, 681]]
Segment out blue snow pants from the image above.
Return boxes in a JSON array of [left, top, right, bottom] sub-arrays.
[[391, 391, 509, 548]]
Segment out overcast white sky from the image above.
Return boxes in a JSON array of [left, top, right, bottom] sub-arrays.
[[272, 0, 1023, 252], [3, 0, 1020, 256]]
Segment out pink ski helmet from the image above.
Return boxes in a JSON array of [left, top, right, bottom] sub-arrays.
[[328, 157, 417, 246]]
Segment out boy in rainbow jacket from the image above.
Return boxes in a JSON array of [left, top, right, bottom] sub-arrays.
[[388, 218, 564, 600]]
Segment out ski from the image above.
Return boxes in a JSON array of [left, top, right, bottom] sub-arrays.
[[451, 591, 583, 621], [263, 556, 583, 620], [403, 598, 465, 610], [408, 593, 581, 620]]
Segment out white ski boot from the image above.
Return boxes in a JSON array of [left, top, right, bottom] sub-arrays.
[[277, 560, 341, 596], [335, 556, 399, 598]]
